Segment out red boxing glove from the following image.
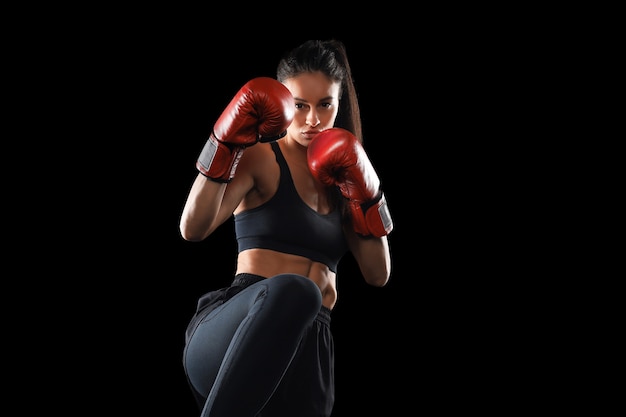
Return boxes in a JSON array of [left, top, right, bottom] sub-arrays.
[[307, 128, 393, 237], [196, 77, 294, 182]]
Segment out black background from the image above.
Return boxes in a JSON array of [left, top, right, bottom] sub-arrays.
[[34, 23, 535, 415]]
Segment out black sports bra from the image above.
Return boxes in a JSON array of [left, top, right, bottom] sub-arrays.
[[234, 142, 347, 272]]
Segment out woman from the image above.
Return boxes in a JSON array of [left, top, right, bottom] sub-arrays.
[[180, 39, 393, 417]]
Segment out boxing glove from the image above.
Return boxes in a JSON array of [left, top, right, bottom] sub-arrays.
[[307, 128, 393, 237], [196, 77, 294, 182]]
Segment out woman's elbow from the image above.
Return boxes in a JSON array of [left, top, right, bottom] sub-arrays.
[[362, 267, 391, 287], [179, 222, 207, 242]]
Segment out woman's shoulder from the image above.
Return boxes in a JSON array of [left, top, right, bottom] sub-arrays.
[[240, 142, 280, 192], [242, 142, 276, 169]]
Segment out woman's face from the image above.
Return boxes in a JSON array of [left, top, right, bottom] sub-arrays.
[[282, 71, 341, 147]]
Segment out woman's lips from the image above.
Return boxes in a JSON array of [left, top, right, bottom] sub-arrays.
[[302, 130, 321, 140]]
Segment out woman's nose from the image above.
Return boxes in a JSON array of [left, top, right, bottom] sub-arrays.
[[307, 111, 320, 127]]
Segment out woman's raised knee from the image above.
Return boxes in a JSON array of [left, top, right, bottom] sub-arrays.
[[268, 274, 322, 317]]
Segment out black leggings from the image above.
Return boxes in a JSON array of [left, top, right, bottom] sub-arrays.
[[183, 273, 334, 417]]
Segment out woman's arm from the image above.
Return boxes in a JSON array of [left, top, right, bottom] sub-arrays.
[[179, 77, 294, 241], [307, 128, 394, 286], [179, 150, 258, 242], [179, 174, 229, 241], [345, 227, 392, 287]]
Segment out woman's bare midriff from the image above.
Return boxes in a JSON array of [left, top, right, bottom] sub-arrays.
[[235, 248, 338, 309]]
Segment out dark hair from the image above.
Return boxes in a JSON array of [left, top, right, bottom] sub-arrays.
[[276, 39, 363, 143]]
